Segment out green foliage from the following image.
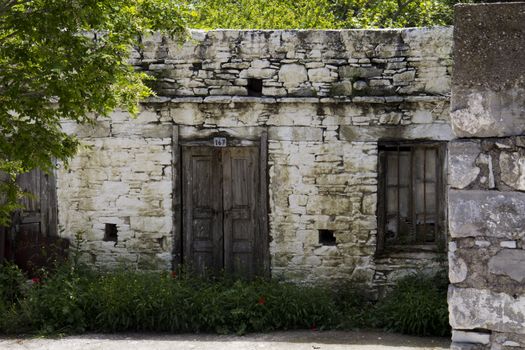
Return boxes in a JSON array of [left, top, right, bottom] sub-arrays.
[[334, 286, 379, 329], [27, 265, 92, 334], [185, 0, 338, 29], [331, 0, 454, 28], [375, 272, 450, 336], [0, 263, 32, 333], [184, 0, 480, 29], [0, 264, 450, 337], [0, 262, 26, 304], [0, 266, 341, 335], [0, 0, 189, 224]]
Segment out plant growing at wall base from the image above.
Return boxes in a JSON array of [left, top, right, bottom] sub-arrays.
[[375, 272, 450, 336], [0, 262, 450, 337]]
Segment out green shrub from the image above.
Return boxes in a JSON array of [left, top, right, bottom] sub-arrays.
[[0, 262, 27, 304], [84, 274, 339, 335], [375, 272, 450, 336], [0, 263, 33, 334], [0, 264, 450, 337], [26, 265, 93, 334], [334, 286, 377, 329]]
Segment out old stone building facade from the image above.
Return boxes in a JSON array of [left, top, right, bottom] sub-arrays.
[[55, 2, 525, 347], [58, 26, 453, 293]]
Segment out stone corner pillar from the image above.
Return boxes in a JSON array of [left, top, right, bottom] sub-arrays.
[[448, 2, 525, 349]]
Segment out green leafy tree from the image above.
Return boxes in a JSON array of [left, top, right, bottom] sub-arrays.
[[0, 0, 189, 225], [185, 0, 338, 29], [330, 0, 455, 28], [185, 0, 481, 29]]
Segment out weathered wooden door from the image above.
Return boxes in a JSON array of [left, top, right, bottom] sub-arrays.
[[182, 147, 223, 274], [16, 168, 57, 238], [182, 146, 263, 278], [0, 168, 65, 271]]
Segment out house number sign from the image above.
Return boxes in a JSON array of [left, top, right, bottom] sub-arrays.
[[213, 137, 227, 147]]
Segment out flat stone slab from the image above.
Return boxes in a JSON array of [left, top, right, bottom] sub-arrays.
[[449, 287, 525, 335], [448, 141, 481, 189], [0, 331, 450, 350], [488, 249, 525, 283], [449, 190, 525, 239]]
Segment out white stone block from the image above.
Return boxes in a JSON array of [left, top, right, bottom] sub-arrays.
[[449, 287, 525, 334], [308, 68, 334, 83], [502, 340, 521, 347], [452, 331, 490, 345], [475, 240, 491, 248], [279, 64, 308, 87], [500, 241, 517, 249]]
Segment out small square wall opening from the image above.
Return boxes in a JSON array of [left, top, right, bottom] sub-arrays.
[[104, 223, 118, 242], [319, 230, 336, 246], [247, 78, 263, 96]]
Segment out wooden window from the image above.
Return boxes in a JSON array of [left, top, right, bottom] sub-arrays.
[[377, 142, 446, 252]]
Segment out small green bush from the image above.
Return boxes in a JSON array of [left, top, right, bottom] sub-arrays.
[[0, 262, 26, 304], [375, 272, 450, 336], [0, 263, 33, 334], [27, 265, 92, 334]]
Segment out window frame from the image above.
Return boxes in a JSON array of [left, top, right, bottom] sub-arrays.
[[376, 141, 447, 254]]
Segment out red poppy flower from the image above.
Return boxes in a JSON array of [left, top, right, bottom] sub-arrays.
[[171, 271, 177, 279], [257, 296, 266, 305], [31, 277, 41, 284]]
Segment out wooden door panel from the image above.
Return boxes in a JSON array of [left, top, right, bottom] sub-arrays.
[[0, 168, 61, 270], [232, 218, 251, 240], [222, 147, 258, 278], [18, 169, 41, 213], [182, 147, 223, 274]]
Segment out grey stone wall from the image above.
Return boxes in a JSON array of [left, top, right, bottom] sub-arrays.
[[135, 28, 452, 99], [448, 3, 525, 349], [58, 27, 452, 290]]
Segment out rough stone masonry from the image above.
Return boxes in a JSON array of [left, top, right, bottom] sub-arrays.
[[448, 3, 525, 350], [58, 26, 453, 294]]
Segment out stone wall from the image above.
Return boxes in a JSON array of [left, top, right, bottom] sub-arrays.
[[59, 108, 174, 269], [135, 28, 452, 99], [448, 3, 525, 349], [57, 27, 453, 291]]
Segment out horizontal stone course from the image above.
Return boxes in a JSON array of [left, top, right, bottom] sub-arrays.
[[136, 28, 452, 99], [449, 190, 525, 239], [449, 287, 525, 335]]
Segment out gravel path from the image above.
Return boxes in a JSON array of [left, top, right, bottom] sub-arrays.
[[0, 330, 450, 350]]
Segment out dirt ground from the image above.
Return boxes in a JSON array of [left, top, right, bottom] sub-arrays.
[[0, 330, 450, 350]]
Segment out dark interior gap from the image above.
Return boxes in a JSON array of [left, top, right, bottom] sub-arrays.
[[104, 223, 118, 242], [247, 78, 263, 96], [319, 230, 336, 246]]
